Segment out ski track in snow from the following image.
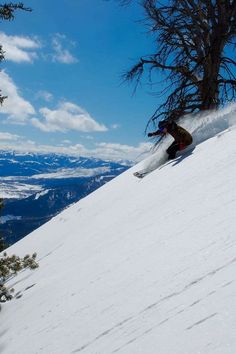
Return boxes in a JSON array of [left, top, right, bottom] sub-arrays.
[[70, 253, 236, 354]]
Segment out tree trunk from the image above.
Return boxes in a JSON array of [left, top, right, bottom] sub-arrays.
[[200, 35, 225, 110]]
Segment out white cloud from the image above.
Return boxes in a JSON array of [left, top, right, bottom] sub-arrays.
[[0, 32, 41, 63], [55, 141, 151, 162], [0, 31, 78, 65], [31, 101, 108, 133], [0, 71, 35, 123], [0, 138, 152, 162], [62, 139, 71, 144], [51, 33, 78, 64], [111, 123, 120, 129], [81, 135, 94, 140], [35, 90, 53, 102], [93, 142, 152, 161], [0, 132, 20, 141]]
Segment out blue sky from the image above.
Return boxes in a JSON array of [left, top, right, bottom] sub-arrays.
[[0, 0, 162, 161]]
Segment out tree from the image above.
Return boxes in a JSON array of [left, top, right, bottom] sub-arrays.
[[0, 4, 38, 303], [0, 236, 7, 252], [119, 0, 236, 128], [0, 198, 7, 252], [0, 252, 38, 302], [0, 198, 39, 303], [0, 3, 31, 104]]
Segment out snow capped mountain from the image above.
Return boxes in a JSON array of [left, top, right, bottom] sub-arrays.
[[0, 151, 130, 198], [0, 152, 130, 245], [1, 108, 236, 353]]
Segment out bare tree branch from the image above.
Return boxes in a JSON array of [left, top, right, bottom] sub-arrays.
[[117, 0, 236, 129]]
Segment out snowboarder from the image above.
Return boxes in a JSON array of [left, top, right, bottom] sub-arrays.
[[148, 120, 193, 160]]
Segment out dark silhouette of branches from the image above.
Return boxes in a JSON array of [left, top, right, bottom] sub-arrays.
[[117, 0, 236, 128], [0, 2, 31, 20]]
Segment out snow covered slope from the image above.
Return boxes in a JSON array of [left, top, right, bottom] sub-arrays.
[[1, 123, 236, 353]]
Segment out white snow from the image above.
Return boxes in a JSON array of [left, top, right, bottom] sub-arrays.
[[34, 189, 49, 200], [30, 166, 111, 179], [0, 182, 43, 199], [1, 107, 236, 354]]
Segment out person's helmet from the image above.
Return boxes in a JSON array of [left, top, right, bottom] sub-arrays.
[[158, 119, 177, 132], [158, 119, 169, 130]]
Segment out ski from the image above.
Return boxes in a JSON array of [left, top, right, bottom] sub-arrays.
[[133, 170, 153, 178], [133, 146, 196, 178]]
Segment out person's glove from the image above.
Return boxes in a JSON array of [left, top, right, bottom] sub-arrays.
[[148, 132, 153, 137]]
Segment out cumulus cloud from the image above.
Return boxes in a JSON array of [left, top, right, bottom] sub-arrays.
[[0, 32, 79, 65], [67, 141, 152, 161], [0, 132, 20, 141], [93, 142, 152, 161], [0, 32, 41, 63], [0, 136, 151, 162], [51, 33, 78, 64], [31, 101, 108, 133], [0, 71, 35, 123]]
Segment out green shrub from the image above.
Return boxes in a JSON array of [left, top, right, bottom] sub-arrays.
[[0, 252, 38, 302]]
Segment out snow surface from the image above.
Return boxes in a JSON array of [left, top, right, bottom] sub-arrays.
[[0, 181, 42, 199], [1, 107, 236, 354], [34, 190, 50, 200], [31, 166, 111, 179]]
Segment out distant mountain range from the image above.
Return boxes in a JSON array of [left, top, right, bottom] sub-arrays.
[[0, 150, 131, 246]]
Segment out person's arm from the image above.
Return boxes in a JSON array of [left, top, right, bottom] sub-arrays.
[[148, 130, 162, 137]]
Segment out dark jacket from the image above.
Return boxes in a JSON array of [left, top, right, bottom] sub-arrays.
[[152, 122, 192, 145]]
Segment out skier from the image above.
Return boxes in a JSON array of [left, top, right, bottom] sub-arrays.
[[148, 120, 193, 160]]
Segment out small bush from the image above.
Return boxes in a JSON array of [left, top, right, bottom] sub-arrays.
[[0, 252, 38, 302], [0, 236, 8, 252]]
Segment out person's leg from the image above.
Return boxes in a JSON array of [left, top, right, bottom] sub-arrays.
[[166, 141, 180, 160], [179, 142, 186, 151]]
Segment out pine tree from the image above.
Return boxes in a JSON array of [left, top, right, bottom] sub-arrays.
[[0, 199, 7, 252], [0, 252, 38, 302]]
